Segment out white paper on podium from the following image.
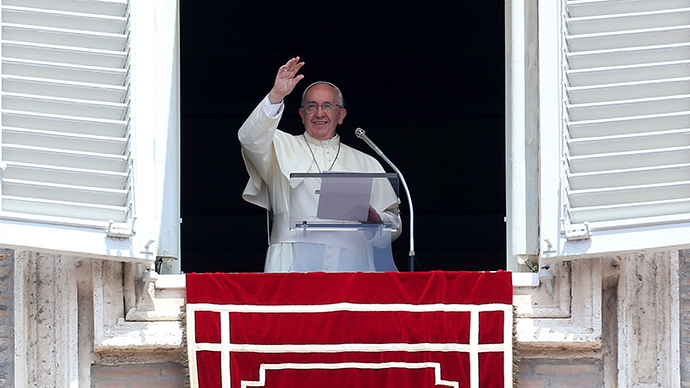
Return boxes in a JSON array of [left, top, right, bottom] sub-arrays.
[[316, 174, 373, 222]]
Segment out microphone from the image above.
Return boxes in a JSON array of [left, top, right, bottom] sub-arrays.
[[355, 128, 416, 271], [355, 128, 380, 152]]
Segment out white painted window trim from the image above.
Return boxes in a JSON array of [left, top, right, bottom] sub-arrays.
[[538, 0, 567, 259], [505, 0, 540, 270]]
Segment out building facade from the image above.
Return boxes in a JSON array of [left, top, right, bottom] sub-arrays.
[[2, 0, 689, 386]]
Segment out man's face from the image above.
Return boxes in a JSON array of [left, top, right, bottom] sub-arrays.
[[299, 84, 347, 141]]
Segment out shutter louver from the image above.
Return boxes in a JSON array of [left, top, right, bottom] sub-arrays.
[[563, 0, 690, 230], [0, 0, 132, 228]]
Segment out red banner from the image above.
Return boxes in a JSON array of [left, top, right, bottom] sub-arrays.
[[186, 271, 513, 388]]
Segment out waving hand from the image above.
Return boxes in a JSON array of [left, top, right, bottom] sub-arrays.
[[268, 57, 305, 104]]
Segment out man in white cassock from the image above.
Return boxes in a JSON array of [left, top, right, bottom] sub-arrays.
[[238, 57, 402, 272]]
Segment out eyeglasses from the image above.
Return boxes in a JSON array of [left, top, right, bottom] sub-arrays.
[[302, 102, 341, 113]]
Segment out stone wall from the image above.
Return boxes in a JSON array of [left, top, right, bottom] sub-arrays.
[[91, 363, 187, 388], [2, 247, 685, 387], [514, 252, 681, 387], [680, 249, 690, 387], [516, 357, 603, 388], [7, 251, 185, 387], [0, 249, 13, 388]]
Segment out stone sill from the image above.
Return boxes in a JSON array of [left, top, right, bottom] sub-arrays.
[[512, 271, 539, 287], [99, 271, 600, 353], [155, 272, 538, 288]]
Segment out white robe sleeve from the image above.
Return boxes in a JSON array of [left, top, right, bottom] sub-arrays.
[[380, 205, 402, 242], [237, 96, 285, 210]]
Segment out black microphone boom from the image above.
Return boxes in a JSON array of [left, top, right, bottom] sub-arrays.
[[355, 127, 416, 271]]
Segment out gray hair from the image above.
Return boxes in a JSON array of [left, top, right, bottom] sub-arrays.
[[301, 81, 345, 107]]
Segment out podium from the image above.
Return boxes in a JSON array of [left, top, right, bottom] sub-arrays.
[[288, 172, 400, 272], [186, 271, 514, 388]]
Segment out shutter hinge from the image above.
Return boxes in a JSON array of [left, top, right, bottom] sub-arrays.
[[562, 219, 591, 241], [107, 219, 135, 238]]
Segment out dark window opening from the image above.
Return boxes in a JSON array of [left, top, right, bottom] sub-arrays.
[[180, 1, 506, 273]]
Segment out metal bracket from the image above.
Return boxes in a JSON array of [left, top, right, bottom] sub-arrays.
[[107, 219, 134, 238], [564, 221, 591, 241]]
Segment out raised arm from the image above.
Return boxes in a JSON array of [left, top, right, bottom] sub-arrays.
[[267, 56, 305, 104]]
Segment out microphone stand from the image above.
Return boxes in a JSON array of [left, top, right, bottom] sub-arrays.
[[355, 128, 416, 271]]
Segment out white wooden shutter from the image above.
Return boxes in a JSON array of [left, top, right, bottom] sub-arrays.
[[0, 0, 180, 263], [539, 0, 690, 258], [0, 0, 131, 226]]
